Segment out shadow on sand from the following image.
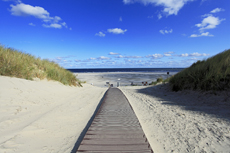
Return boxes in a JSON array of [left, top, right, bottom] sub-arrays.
[[136, 84, 230, 122]]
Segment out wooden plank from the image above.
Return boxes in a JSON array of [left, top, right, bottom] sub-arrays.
[[88, 126, 142, 131], [83, 134, 145, 139], [80, 139, 147, 145], [77, 150, 152, 153], [76, 88, 153, 153], [78, 144, 150, 151]]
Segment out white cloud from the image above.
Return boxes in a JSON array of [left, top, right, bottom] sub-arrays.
[[123, 0, 193, 16], [126, 56, 142, 58], [116, 55, 124, 58], [164, 53, 171, 56], [159, 29, 173, 34], [109, 52, 119, 55], [146, 54, 163, 59], [10, 3, 51, 19], [107, 28, 127, 34], [180, 53, 189, 57], [210, 8, 225, 13], [54, 16, 61, 22], [195, 15, 225, 31], [119, 17, 122, 21], [3, 0, 21, 2], [95, 31, 105, 37], [189, 52, 209, 57], [80, 57, 96, 62], [191, 12, 225, 37], [10, 2, 68, 29], [158, 13, 162, 19], [179, 52, 209, 57], [53, 57, 73, 64], [97, 56, 110, 60], [190, 34, 198, 37], [165, 29, 173, 33], [42, 23, 62, 29], [61, 22, 68, 28], [164, 51, 174, 57], [159, 30, 164, 34], [190, 32, 214, 37], [115, 55, 142, 58], [29, 22, 35, 26]]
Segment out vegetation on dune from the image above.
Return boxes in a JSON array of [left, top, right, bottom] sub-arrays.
[[0, 45, 82, 86], [149, 77, 164, 85], [169, 49, 230, 91]]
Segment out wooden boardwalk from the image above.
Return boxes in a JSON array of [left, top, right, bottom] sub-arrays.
[[77, 87, 153, 153]]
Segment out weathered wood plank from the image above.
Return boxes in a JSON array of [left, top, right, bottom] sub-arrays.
[[76, 88, 153, 153]]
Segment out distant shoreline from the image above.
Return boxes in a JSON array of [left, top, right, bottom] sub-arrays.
[[76, 71, 178, 87], [67, 68, 184, 73]]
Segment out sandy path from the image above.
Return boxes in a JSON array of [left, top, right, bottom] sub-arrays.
[[0, 76, 107, 153], [120, 85, 230, 153]]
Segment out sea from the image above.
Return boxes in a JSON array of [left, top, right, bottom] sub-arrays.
[[67, 68, 184, 73]]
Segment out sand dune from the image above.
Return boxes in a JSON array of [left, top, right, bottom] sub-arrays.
[[0, 76, 107, 153]]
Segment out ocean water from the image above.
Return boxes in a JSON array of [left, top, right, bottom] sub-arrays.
[[73, 68, 184, 87], [67, 68, 184, 73]]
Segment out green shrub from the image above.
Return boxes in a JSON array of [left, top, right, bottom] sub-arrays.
[[169, 49, 230, 91], [0, 45, 81, 86]]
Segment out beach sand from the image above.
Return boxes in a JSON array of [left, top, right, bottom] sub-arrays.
[[1, 72, 230, 152], [120, 85, 230, 153], [76, 71, 177, 87], [0, 76, 107, 153]]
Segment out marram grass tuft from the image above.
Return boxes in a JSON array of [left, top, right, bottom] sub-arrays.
[[0, 45, 82, 87], [169, 49, 230, 91]]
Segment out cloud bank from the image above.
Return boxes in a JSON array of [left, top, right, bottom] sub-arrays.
[[54, 51, 211, 68]]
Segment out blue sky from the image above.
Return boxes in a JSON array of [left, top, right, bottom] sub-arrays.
[[0, 0, 229, 68]]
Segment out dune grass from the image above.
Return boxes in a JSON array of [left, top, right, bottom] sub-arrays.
[[0, 45, 82, 86], [169, 49, 230, 91], [149, 77, 164, 85]]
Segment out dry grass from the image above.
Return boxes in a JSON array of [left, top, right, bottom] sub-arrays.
[[169, 49, 230, 91], [0, 45, 81, 86]]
